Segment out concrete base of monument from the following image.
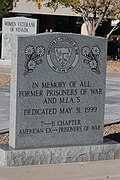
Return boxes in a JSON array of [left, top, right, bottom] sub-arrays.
[[0, 137, 120, 166]]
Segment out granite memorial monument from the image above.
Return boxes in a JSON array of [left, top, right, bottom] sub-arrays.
[[9, 33, 107, 149]]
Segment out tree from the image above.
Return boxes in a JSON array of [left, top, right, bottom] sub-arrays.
[[46, 0, 120, 36], [27, 0, 120, 36], [0, 0, 13, 18], [0, 0, 13, 34], [106, 21, 120, 38]]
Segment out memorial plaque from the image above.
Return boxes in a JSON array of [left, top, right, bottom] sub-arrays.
[[1, 17, 37, 60], [9, 33, 107, 149]]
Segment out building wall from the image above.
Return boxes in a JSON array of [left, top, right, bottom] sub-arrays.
[[12, 0, 80, 17]]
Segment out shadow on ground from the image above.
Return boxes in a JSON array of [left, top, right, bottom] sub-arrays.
[[104, 133, 120, 143]]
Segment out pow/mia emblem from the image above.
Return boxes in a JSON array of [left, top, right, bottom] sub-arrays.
[[55, 48, 72, 67], [47, 36, 79, 73]]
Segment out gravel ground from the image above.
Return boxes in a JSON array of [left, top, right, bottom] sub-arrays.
[[0, 60, 120, 144], [0, 132, 9, 144], [104, 123, 120, 136], [0, 74, 10, 86], [107, 60, 120, 73]]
